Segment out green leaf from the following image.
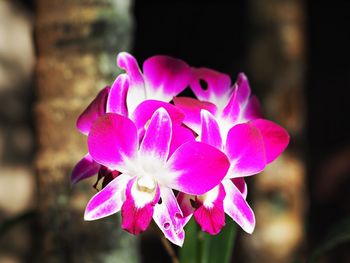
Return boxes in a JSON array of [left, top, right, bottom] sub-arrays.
[[201, 216, 237, 263], [180, 218, 200, 263], [308, 216, 350, 263], [179, 216, 237, 263]]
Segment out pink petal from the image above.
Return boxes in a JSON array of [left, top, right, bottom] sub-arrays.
[[232, 177, 248, 199], [71, 153, 100, 184], [165, 142, 230, 195], [221, 73, 253, 123], [225, 123, 266, 177], [117, 52, 146, 114], [194, 184, 226, 235], [173, 97, 217, 134], [88, 113, 138, 172], [169, 124, 196, 157], [223, 179, 255, 234], [250, 119, 290, 163], [190, 67, 232, 109], [143, 55, 191, 102], [153, 187, 185, 246], [106, 74, 129, 116], [121, 178, 160, 235], [243, 95, 263, 120], [84, 173, 129, 220], [140, 108, 172, 163], [76, 86, 110, 135], [177, 192, 195, 226], [131, 100, 184, 137], [200, 110, 222, 149]]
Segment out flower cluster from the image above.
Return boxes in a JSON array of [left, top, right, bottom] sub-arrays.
[[72, 52, 290, 246]]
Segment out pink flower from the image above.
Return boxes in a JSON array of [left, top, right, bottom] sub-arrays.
[[176, 72, 290, 235], [72, 52, 193, 184], [84, 108, 230, 246]]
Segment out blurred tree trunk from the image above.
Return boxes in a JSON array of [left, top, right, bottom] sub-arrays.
[[242, 0, 306, 262], [35, 0, 139, 262]]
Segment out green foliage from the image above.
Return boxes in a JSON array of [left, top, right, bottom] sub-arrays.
[[180, 216, 237, 263]]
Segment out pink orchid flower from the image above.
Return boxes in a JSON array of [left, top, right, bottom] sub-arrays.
[[72, 52, 193, 184], [84, 108, 230, 246], [175, 72, 289, 235]]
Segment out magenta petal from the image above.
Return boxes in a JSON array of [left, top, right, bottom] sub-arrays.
[[143, 55, 191, 102], [84, 174, 129, 220], [194, 184, 226, 235], [88, 113, 138, 172], [177, 192, 195, 226], [232, 178, 248, 199], [153, 187, 185, 246], [250, 119, 290, 163], [223, 179, 255, 234], [71, 153, 100, 184], [140, 108, 172, 163], [173, 97, 217, 134], [131, 100, 184, 137], [243, 95, 262, 120], [200, 110, 222, 149], [166, 142, 230, 195], [121, 178, 160, 235], [221, 73, 254, 123], [225, 123, 266, 177], [117, 52, 146, 114], [106, 74, 129, 116], [169, 124, 196, 157], [190, 67, 232, 108], [76, 86, 110, 135]]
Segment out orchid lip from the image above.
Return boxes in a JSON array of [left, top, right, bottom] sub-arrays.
[[137, 176, 156, 192]]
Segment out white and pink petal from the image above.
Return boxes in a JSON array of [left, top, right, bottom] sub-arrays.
[[223, 179, 255, 234], [143, 55, 191, 102], [84, 173, 130, 221]]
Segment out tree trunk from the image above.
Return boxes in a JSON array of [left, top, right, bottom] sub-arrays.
[[242, 0, 306, 262], [35, 0, 139, 262]]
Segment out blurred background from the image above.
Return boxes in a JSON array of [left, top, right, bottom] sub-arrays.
[[0, 0, 349, 262]]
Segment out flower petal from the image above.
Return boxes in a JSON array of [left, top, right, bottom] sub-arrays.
[[221, 73, 253, 123], [143, 55, 191, 101], [153, 187, 185, 246], [140, 108, 172, 163], [121, 177, 160, 235], [84, 173, 129, 221], [173, 97, 217, 135], [88, 113, 138, 172], [190, 67, 232, 110], [76, 86, 110, 135], [71, 153, 100, 184], [131, 99, 184, 137], [177, 192, 195, 226], [106, 74, 129, 116], [232, 177, 248, 199], [250, 119, 290, 163], [169, 124, 196, 157], [225, 123, 266, 177], [194, 184, 226, 235], [117, 52, 146, 114], [243, 95, 262, 120], [223, 179, 255, 234], [165, 142, 230, 195], [200, 110, 222, 149]]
